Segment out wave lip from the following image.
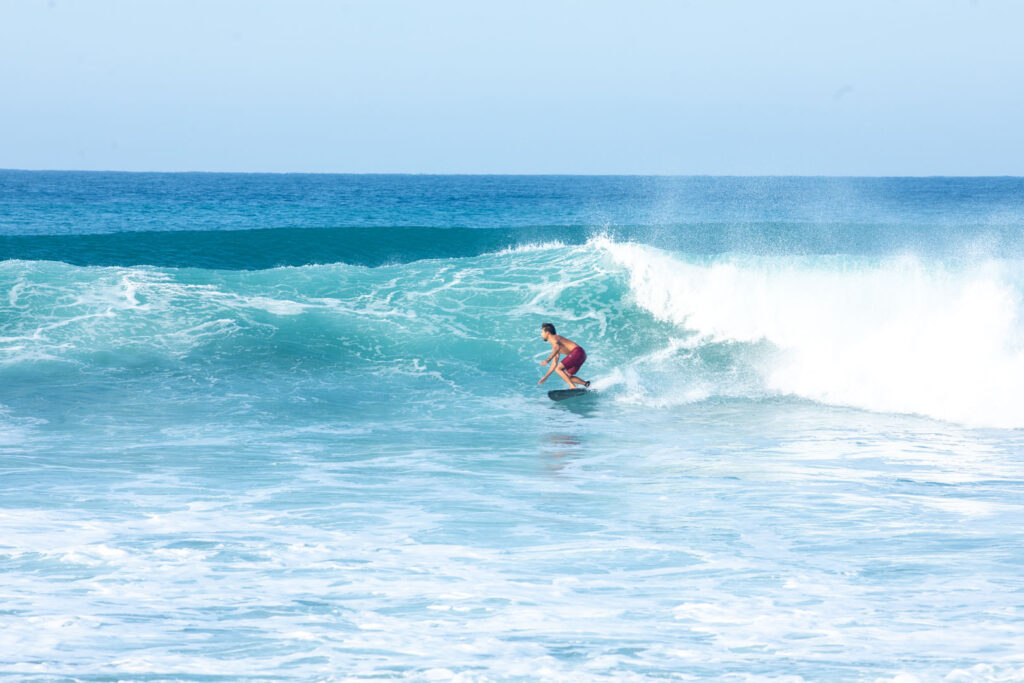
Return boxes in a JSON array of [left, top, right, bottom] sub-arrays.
[[599, 237, 1024, 428]]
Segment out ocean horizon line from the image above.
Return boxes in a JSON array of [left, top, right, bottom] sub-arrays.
[[3, 167, 1022, 179]]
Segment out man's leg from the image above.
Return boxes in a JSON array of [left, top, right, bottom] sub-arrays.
[[554, 364, 576, 388]]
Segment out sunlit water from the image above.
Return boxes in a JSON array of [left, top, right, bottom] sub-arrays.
[[2, 173, 1023, 681]]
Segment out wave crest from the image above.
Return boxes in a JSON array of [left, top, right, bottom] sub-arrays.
[[599, 238, 1024, 428]]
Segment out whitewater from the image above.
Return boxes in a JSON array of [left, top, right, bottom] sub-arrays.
[[2, 172, 1023, 681]]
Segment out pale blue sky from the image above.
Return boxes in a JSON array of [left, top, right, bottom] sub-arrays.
[[2, 0, 1022, 174]]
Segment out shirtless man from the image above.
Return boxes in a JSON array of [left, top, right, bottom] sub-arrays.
[[538, 322, 590, 389]]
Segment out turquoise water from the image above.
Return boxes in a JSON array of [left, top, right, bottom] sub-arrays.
[[2, 172, 1024, 680]]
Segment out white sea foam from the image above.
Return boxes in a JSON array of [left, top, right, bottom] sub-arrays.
[[494, 240, 568, 255], [596, 237, 1024, 428]]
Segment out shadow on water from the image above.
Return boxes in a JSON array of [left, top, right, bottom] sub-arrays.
[[540, 393, 599, 472], [546, 391, 600, 418]]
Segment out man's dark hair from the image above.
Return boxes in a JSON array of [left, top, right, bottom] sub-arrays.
[[541, 322, 556, 334]]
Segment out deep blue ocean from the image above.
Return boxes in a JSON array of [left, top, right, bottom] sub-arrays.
[[2, 171, 1023, 681]]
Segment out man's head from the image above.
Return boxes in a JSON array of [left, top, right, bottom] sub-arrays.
[[541, 322, 556, 340]]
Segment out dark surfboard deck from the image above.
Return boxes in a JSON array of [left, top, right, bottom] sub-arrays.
[[548, 389, 589, 401]]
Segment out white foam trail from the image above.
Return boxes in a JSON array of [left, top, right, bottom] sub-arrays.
[[597, 237, 1024, 428]]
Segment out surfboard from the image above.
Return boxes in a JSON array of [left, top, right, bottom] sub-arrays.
[[548, 389, 588, 401]]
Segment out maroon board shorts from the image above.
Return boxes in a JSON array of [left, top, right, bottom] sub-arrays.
[[561, 346, 586, 376]]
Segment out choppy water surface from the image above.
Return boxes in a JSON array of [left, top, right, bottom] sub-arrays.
[[2, 173, 1023, 680]]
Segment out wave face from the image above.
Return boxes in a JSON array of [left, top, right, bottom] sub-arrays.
[[4, 237, 1023, 427], [0, 226, 582, 269]]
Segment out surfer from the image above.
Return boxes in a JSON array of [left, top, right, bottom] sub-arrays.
[[538, 322, 590, 389]]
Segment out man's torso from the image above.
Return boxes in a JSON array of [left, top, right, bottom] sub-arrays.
[[553, 335, 579, 355]]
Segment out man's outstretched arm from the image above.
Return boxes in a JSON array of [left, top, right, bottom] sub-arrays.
[[538, 358, 559, 385], [539, 343, 560, 365]]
